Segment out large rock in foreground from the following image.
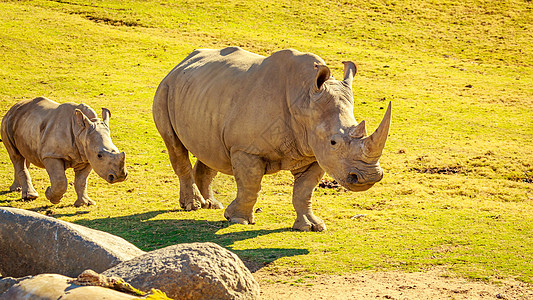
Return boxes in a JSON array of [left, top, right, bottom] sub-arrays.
[[0, 207, 145, 277], [103, 242, 260, 300]]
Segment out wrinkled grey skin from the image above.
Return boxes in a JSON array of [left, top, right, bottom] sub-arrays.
[[153, 47, 391, 231], [1, 97, 128, 206]]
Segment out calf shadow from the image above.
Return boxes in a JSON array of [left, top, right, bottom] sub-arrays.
[[73, 210, 308, 272]]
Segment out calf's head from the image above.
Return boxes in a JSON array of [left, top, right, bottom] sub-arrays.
[[74, 108, 128, 183], [303, 61, 391, 191]]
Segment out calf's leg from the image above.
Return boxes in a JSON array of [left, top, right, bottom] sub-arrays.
[[194, 160, 223, 209], [43, 158, 68, 204], [73, 164, 95, 207], [6, 148, 38, 199], [224, 151, 266, 225], [291, 162, 326, 232]]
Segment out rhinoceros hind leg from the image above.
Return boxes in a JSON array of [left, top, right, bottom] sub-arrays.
[[7, 151, 37, 199], [194, 160, 223, 209], [224, 151, 266, 225], [153, 84, 206, 211], [291, 162, 327, 232], [43, 158, 68, 204], [165, 135, 206, 211]]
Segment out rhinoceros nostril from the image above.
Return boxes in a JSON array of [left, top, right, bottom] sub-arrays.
[[108, 174, 115, 183], [348, 173, 359, 184]]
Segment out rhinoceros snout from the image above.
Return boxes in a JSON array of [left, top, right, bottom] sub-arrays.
[[347, 172, 360, 184], [107, 174, 115, 183], [107, 171, 127, 184]]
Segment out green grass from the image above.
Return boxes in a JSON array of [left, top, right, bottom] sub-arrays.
[[1, 0, 532, 284]]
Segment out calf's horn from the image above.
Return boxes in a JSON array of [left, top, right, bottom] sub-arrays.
[[363, 102, 392, 159], [342, 61, 357, 87]]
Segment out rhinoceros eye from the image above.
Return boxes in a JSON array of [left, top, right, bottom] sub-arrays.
[[97, 152, 103, 159], [330, 140, 337, 145]]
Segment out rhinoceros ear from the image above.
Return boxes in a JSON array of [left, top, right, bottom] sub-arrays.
[[74, 109, 92, 132], [342, 61, 357, 88], [349, 120, 368, 139], [314, 62, 331, 91], [102, 108, 111, 126]]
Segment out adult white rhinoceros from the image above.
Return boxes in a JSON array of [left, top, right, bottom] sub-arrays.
[[1, 97, 128, 206], [153, 47, 391, 231]]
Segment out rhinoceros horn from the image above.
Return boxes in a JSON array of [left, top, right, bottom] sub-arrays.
[[342, 61, 357, 87], [363, 102, 392, 160]]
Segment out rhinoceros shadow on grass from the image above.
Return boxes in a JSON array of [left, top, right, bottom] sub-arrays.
[[73, 210, 308, 272], [153, 46, 392, 232]]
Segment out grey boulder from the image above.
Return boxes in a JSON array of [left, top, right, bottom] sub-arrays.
[[0, 207, 145, 277], [103, 242, 260, 300]]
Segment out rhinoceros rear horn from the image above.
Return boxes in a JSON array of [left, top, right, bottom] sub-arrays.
[[363, 102, 392, 160], [342, 61, 357, 88], [102, 108, 111, 126]]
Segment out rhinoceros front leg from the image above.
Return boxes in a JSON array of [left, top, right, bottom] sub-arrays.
[[224, 151, 266, 225], [193, 160, 223, 209], [291, 162, 327, 232], [73, 164, 96, 207], [43, 158, 68, 204]]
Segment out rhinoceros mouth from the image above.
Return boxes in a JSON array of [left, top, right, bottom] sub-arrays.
[[331, 171, 376, 192], [341, 181, 374, 192]]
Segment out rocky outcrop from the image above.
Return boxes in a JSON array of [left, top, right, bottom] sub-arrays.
[[103, 242, 260, 300], [0, 207, 145, 278], [0, 207, 260, 299]]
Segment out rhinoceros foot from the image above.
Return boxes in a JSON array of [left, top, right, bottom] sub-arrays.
[[9, 182, 22, 192], [74, 197, 96, 207], [224, 201, 255, 225], [292, 214, 327, 232], [21, 190, 38, 200], [45, 187, 63, 204], [179, 190, 206, 211], [202, 198, 224, 210]]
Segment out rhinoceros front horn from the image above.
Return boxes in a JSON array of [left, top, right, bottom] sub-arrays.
[[363, 102, 392, 160]]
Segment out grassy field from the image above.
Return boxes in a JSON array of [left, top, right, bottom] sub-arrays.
[[1, 0, 532, 284]]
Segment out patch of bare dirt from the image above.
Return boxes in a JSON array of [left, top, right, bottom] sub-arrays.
[[411, 166, 466, 175], [254, 268, 532, 300]]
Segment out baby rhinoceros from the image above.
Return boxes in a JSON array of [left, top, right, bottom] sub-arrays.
[[1, 97, 128, 206]]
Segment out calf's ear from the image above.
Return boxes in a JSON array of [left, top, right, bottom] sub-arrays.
[[74, 109, 92, 131], [102, 108, 111, 126]]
